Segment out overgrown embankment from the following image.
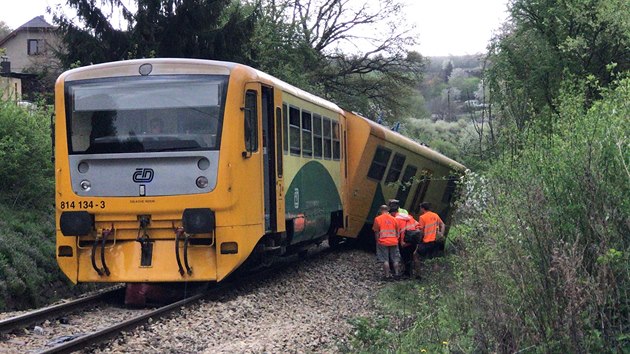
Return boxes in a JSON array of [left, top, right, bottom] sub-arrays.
[[346, 77, 629, 353], [0, 101, 84, 311]]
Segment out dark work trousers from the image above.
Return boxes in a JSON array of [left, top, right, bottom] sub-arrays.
[[399, 244, 415, 275]]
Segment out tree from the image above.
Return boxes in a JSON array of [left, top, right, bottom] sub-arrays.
[[52, 0, 257, 67], [0, 21, 11, 42], [486, 0, 630, 132], [252, 0, 425, 121]]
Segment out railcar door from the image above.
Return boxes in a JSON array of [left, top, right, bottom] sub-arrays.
[[261, 86, 278, 232]]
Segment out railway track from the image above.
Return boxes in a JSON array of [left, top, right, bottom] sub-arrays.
[[0, 286, 124, 335], [0, 248, 326, 353]]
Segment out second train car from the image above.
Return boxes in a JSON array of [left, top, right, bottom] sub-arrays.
[[54, 58, 464, 284]]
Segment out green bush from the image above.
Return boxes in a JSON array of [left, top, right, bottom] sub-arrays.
[[449, 76, 630, 352], [0, 101, 53, 208], [0, 102, 91, 310]]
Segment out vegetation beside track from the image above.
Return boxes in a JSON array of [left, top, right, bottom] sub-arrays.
[[346, 77, 629, 354], [0, 101, 89, 311]]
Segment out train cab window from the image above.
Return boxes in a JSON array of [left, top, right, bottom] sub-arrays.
[[442, 175, 458, 203], [385, 153, 406, 183], [244, 90, 258, 153], [302, 111, 313, 157], [289, 106, 301, 155], [313, 114, 323, 159], [323, 117, 332, 159], [395, 165, 418, 206], [282, 103, 288, 154], [332, 121, 340, 160], [66, 75, 227, 154], [367, 146, 392, 181]]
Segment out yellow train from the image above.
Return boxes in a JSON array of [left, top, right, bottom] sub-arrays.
[[54, 59, 464, 284]]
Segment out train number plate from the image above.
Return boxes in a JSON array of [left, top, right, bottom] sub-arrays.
[[59, 200, 106, 210]]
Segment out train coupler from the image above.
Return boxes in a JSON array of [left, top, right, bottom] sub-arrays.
[[136, 216, 154, 267]]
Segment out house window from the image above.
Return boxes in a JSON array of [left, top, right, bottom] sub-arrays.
[[27, 39, 44, 55], [313, 114, 323, 159], [367, 146, 392, 181], [384, 153, 406, 183]]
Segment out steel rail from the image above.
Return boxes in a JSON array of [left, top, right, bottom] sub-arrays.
[[37, 289, 212, 354], [0, 286, 124, 334], [34, 244, 333, 353], [36, 262, 289, 354]]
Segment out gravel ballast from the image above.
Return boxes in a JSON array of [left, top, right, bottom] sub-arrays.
[[93, 246, 382, 353]]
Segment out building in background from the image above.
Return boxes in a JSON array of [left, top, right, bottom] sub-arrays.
[[1, 56, 22, 101], [0, 16, 63, 103], [0, 16, 62, 73]]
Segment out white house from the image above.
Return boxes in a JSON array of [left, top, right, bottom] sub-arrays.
[[0, 16, 62, 74]]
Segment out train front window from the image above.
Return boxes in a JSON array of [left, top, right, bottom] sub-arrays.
[[66, 75, 227, 154]]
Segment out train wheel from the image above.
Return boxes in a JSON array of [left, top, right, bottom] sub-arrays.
[[328, 234, 343, 249]]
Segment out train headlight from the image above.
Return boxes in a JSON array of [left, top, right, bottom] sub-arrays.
[[183, 208, 215, 234], [80, 180, 91, 191], [60, 211, 93, 236], [196, 176, 209, 189]]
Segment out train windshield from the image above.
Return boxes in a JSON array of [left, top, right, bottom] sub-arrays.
[[65, 75, 228, 154]]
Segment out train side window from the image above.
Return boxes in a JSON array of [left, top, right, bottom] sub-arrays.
[[395, 165, 418, 206], [302, 111, 312, 157], [367, 146, 392, 181], [442, 175, 458, 203], [282, 103, 288, 154], [410, 173, 431, 214], [313, 114, 323, 159], [276, 107, 283, 177], [332, 121, 340, 160], [385, 153, 406, 183], [289, 106, 301, 155], [244, 90, 258, 153], [323, 117, 332, 159]]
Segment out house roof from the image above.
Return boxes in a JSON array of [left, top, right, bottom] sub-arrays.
[[0, 16, 56, 47], [20, 16, 55, 30]]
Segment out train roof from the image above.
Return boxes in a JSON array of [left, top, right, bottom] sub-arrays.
[[58, 58, 344, 114]]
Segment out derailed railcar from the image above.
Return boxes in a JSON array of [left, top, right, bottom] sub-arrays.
[[337, 113, 465, 242], [54, 59, 346, 283]]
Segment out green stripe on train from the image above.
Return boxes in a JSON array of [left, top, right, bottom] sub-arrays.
[[285, 161, 341, 244]]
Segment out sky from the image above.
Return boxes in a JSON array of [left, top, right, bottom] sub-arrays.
[[1, 0, 509, 57]]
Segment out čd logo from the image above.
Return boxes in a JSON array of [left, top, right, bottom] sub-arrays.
[[133, 168, 154, 183]]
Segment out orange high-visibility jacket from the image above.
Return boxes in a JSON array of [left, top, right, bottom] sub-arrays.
[[417, 211, 443, 243], [372, 213, 399, 246]]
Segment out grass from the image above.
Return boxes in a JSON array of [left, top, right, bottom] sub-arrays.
[[343, 253, 473, 353]]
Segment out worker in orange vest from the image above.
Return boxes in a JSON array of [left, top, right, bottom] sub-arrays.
[[413, 202, 445, 279], [372, 204, 401, 280], [388, 199, 418, 277]]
